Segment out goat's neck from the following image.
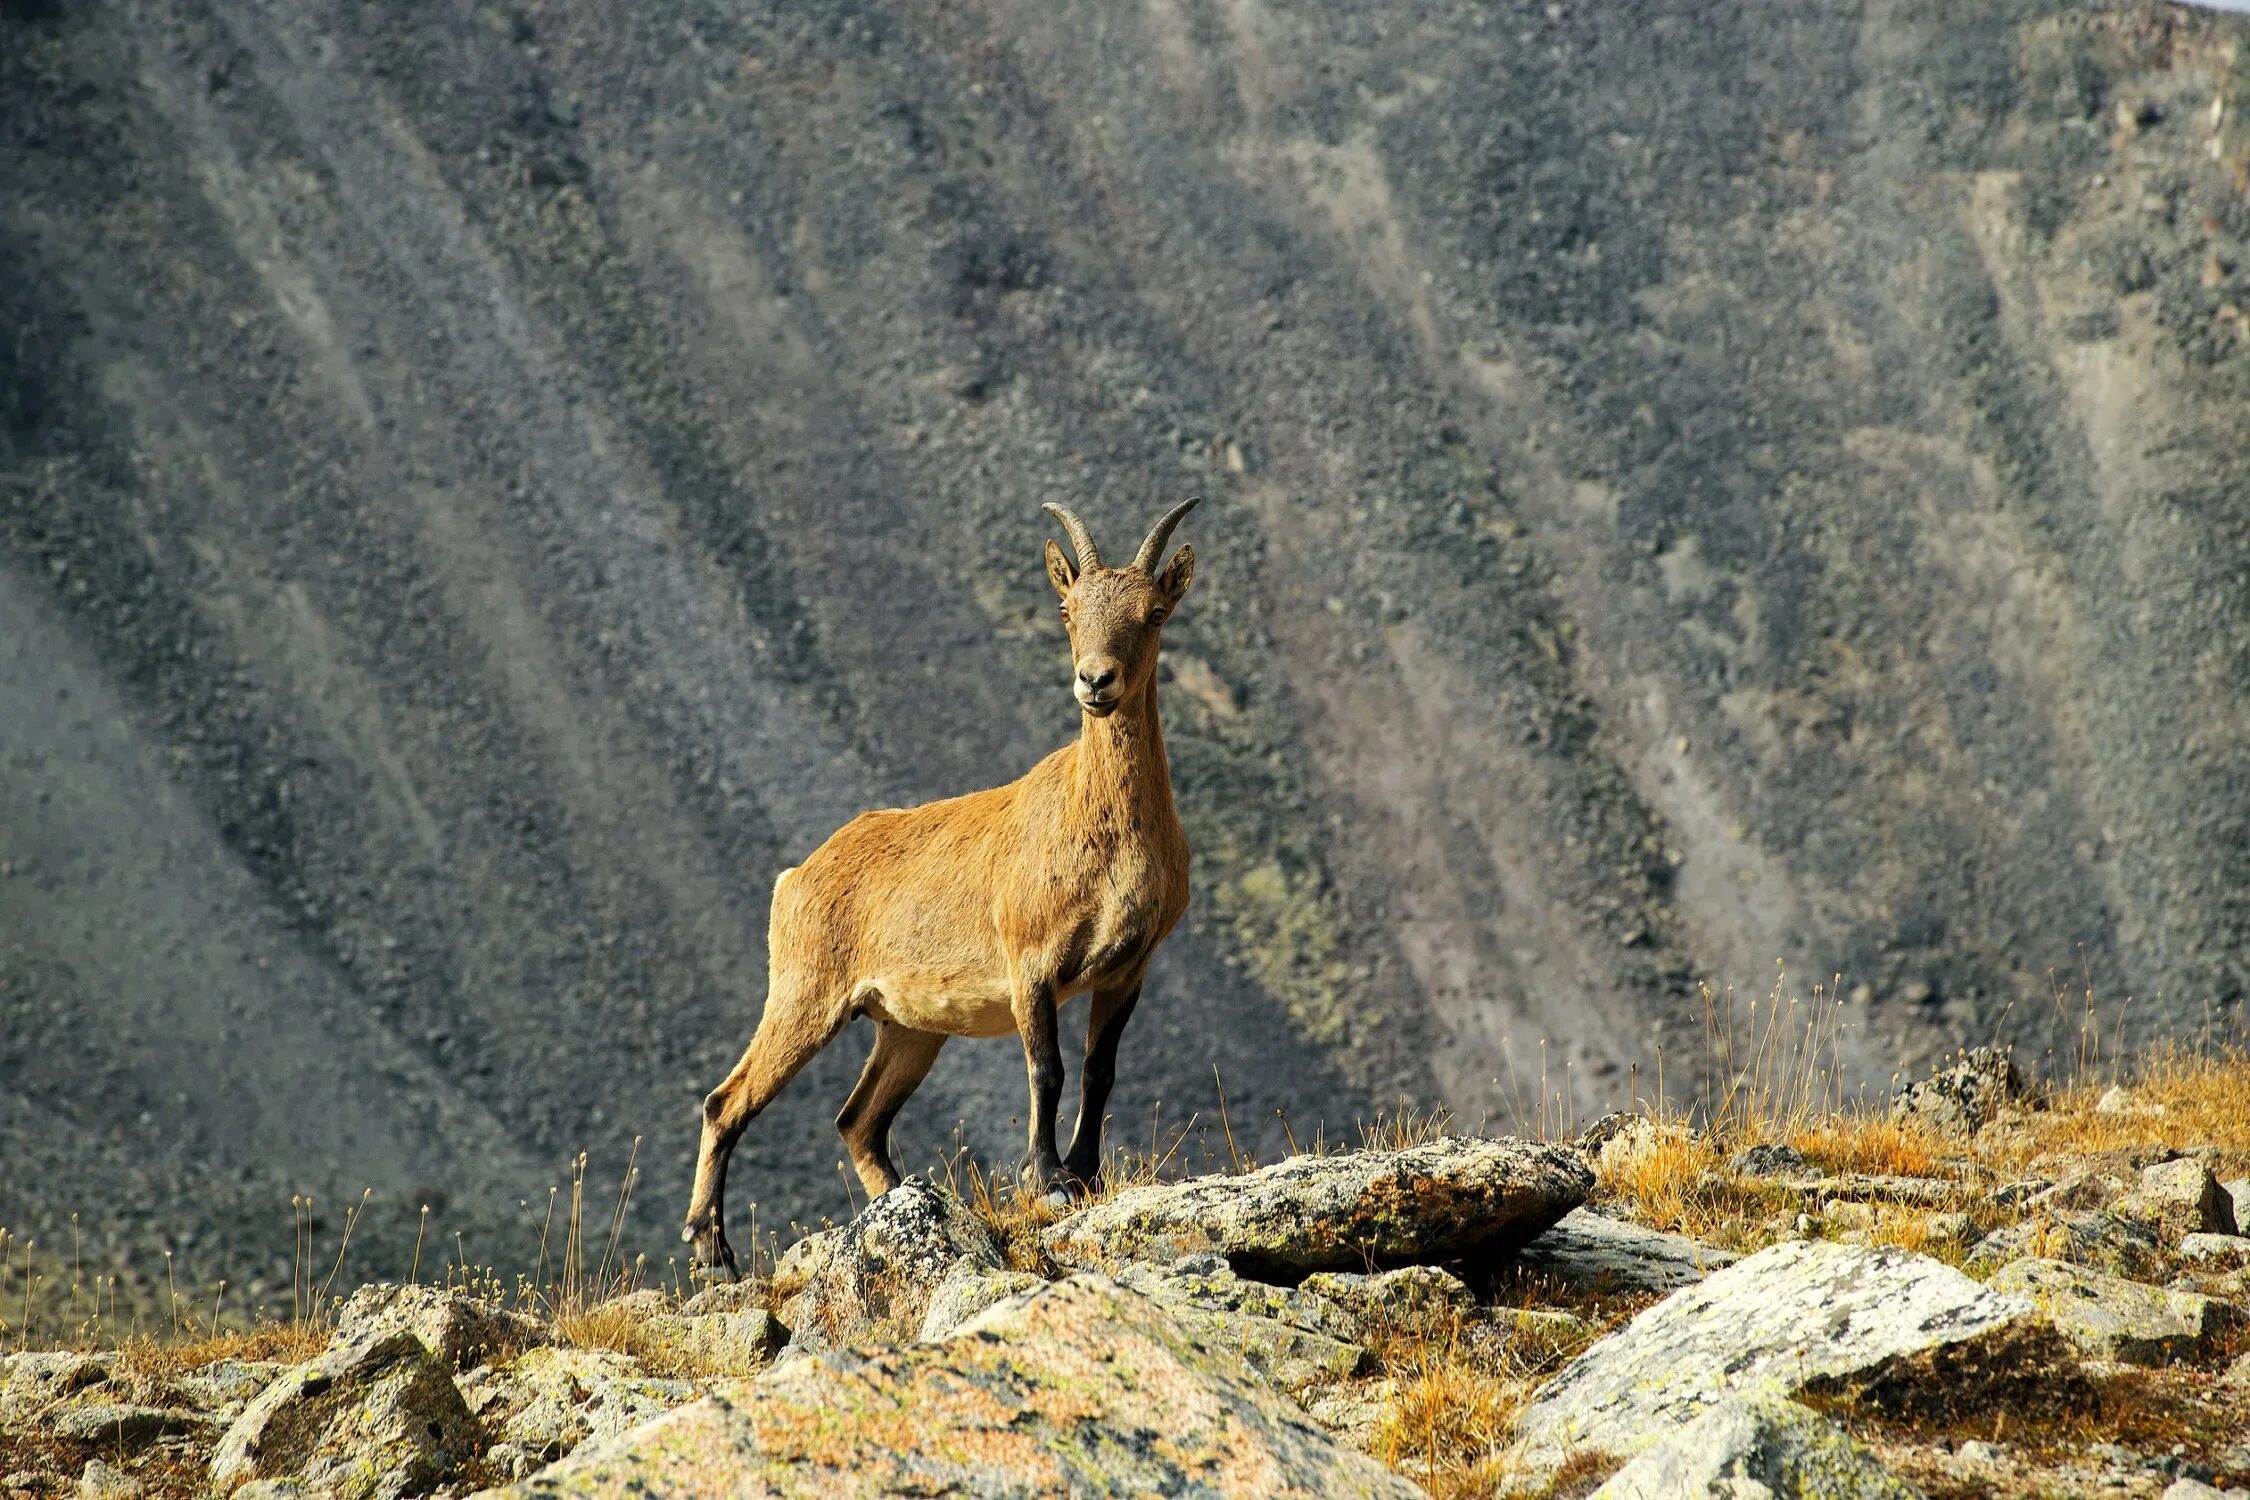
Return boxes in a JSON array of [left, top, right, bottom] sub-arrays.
[[1070, 677, 1175, 833]]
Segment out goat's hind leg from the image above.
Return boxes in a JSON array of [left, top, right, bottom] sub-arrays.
[[836, 1021, 946, 1200], [682, 985, 845, 1280]]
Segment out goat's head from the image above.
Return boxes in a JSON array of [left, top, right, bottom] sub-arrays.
[[1041, 498, 1198, 717]]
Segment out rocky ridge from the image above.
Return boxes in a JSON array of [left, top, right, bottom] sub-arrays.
[[5, 1060, 2250, 1498]]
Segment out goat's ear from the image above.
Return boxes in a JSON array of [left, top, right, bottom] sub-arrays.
[[1045, 538, 1078, 600], [1156, 543, 1194, 604]]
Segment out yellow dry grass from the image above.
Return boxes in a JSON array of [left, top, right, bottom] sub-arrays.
[[1995, 1042, 2250, 1175], [112, 1323, 328, 1381]]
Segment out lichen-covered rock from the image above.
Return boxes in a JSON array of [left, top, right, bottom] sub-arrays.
[[1505, 1208, 1739, 1293], [2113, 1158, 2238, 1241], [1111, 1260, 1371, 1390], [1729, 1143, 1812, 1177], [2161, 1479, 2229, 1500], [1299, 1265, 1476, 1330], [1045, 1137, 1591, 1277], [675, 1280, 766, 1317], [337, 1283, 548, 1371], [1891, 1046, 2021, 1138], [1577, 1114, 1704, 1179], [74, 1459, 139, 1500], [47, 1403, 211, 1450], [1511, 1241, 2038, 1466], [1987, 1258, 2239, 1365], [1963, 1210, 2161, 1278], [481, 1275, 1425, 1498], [208, 1327, 477, 1500], [0, 1353, 111, 1424], [1303, 1378, 1397, 1451], [770, 1177, 1003, 1351], [631, 1308, 786, 1376], [462, 1347, 695, 1479], [1589, 1395, 1924, 1499], [171, 1360, 284, 1421], [915, 1263, 1042, 1341], [2178, 1233, 2250, 1270]]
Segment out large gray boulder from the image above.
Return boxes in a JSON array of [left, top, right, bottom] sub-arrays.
[[770, 1177, 1005, 1351], [1044, 1136, 1591, 1277], [1987, 1258, 2239, 1365], [1590, 1396, 1925, 1499], [478, 1275, 1424, 1498], [208, 1327, 478, 1500], [1511, 1240, 2038, 1466], [1505, 1208, 1739, 1293]]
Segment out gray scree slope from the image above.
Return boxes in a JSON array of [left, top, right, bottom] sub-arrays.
[[2, 0, 2248, 1279]]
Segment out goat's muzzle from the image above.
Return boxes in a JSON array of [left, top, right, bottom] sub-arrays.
[[1075, 659, 1122, 716]]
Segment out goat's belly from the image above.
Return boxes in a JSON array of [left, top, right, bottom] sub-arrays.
[[857, 971, 1020, 1038]]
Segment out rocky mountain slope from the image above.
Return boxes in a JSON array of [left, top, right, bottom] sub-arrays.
[[3, 0, 2250, 1280]]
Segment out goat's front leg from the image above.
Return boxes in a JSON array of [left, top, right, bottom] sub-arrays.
[[1012, 970, 1069, 1197], [1063, 980, 1141, 1187]]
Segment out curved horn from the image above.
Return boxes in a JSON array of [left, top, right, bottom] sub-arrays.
[[1042, 502, 1101, 570], [1132, 496, 1201, 574]]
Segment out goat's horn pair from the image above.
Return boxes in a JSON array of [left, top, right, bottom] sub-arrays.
[[1044, 496, 1201, 573]]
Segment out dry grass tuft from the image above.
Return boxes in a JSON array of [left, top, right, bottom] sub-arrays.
[[1369, 1322, 1527, 1500], [551, 1296, 775, 1379], [1786, 1115, 1945, 1179], [1996, 1042, 2250, 1176], [113, 1324, 327, 1382]]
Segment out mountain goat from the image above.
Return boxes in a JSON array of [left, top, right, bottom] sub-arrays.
[[682, 499, 1200, 1277]]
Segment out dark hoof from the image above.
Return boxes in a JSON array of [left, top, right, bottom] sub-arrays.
[[684, 1218, 738, 1283], [1021, 1158, 1090, 1206]]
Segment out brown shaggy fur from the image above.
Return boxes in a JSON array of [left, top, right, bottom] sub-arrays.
[[681, 501, 1199, 1277]]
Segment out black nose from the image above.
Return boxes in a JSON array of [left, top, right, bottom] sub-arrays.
[[1078, 666, 1118, 693]]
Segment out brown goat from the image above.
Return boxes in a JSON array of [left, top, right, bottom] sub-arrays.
[[681, 499, 1200, 1277]]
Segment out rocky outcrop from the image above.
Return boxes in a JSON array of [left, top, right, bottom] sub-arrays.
[[1589, 1396, 1925, 1500], [0, 1353, 110, 1424], [1890, 1046, 2022, 1139], [208, 1328, 477, 1500], [768, 1177, 1004, 1352], [915, 1264, 1043, 1342], [1987, 1259, 2240, 1366], [462, 1347, 697, 1481], [482, 1275, 1425, 1498], [337, 1284, 549, 1371], [1299, 1265, 1477, 1327], [1963, 1210, 2162, 1278], [1511, 1241, 2038, 1466], [46, 1403, 211, 1451], [1045, 1137, 1592, 1277], [2112, 1159, 2239, 1241], [1110, 1258, 1371, 1391]]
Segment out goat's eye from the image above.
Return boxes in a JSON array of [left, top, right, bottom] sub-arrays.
[[1148, 608, 1168, 625]]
